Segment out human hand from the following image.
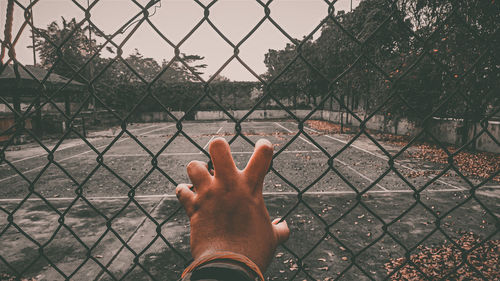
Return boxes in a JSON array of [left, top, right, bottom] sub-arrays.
[[176, 137, 290, 272]]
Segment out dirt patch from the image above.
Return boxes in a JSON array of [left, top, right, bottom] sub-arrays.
[[2, 243, 81, 277]]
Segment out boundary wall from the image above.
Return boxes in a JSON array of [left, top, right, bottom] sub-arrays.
[[191, 110, 499, 153]]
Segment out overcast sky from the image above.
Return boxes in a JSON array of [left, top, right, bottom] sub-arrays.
[[1, 0, 361, 81]]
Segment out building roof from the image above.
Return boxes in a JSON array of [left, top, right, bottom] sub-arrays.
[[0, 64, 85, 95]]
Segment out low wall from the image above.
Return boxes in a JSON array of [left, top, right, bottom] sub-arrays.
[[194, 109, 322, 121], [99, 109, 499, 153], [135, 111, 184, 122], [428, 118, 500, 153], [193, 110, 499, 153], [331, 113, 498, 153], [476, 121, 499, 153], [0, 115, 33, 143], [350, 114, 420, 136], [0, 102, 80, 113], [2, 103, 496, 152], [429, 118, 462, 146]]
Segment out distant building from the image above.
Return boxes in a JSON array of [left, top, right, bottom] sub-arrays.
[[0, 64, 85, 143]]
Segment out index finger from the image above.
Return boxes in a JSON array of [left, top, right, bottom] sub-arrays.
[[209, 137, 237, 178], [244, 139, 273, 185]]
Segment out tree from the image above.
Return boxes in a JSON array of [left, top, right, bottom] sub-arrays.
[[33, 17, 208, 112], [32, 17, 99, 83], [263, 0, 498, 125], [263, 42, 314, 108], [95, 50, 207, 111], [263, 0, 410, 111]]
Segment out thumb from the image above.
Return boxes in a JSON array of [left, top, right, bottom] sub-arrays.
[[176, 184, 196, 216], [272, 218, 290, 245]]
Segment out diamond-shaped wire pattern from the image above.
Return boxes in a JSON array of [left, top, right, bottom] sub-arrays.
[[1, 0, 499, 280]]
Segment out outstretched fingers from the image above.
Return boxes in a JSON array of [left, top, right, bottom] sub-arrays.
[[176, 184, 197, 216], [244, 139, 273, 188], [209, 137, 237, 178]]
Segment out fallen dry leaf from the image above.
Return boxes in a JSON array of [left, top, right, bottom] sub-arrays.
[[385, 232, 500, 280], [305, 120, 350, 134], [407, 144, 500, 182]]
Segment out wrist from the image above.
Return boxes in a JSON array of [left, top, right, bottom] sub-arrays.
[[190, 230, 275, 271], [182, 251, 265, 281]]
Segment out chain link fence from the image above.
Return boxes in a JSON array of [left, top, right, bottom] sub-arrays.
[[1, 0, 499, 280]]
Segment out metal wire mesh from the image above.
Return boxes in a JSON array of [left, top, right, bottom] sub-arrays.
[[0, 0, 499, 280]]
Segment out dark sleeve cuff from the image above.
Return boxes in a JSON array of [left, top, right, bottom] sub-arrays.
[[181, 259, 258, 281]]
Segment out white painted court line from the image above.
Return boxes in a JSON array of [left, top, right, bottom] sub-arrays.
[[200, 137, 215, 154], [127, 123, 165, 133], [0, 123, 163, 168], [136, 123, 177, 136], [274, 122, 389, 191], [302, 125, 464, 191], [1, 142, 90, 168], [0, 189, 470, 202], [199, 127, 223, 154], [334, 158, 389, 191], [0, 124, 176, 183], [274, 122, 313, 145]]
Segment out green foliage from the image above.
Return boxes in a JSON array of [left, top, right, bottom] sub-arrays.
[[33, 2, 498, 122], [262, 0, 499, 121], [33, 17, 208, 113], [137, 81, 261, 113], [32, 17, 97, 83], [94, 78, 261, 117]]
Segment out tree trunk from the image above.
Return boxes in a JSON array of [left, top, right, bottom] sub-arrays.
[[13, 94, 22, 144], [35, 96, 42, 137], [345, 93, 350, 125], [65, 94, 71, 133]]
